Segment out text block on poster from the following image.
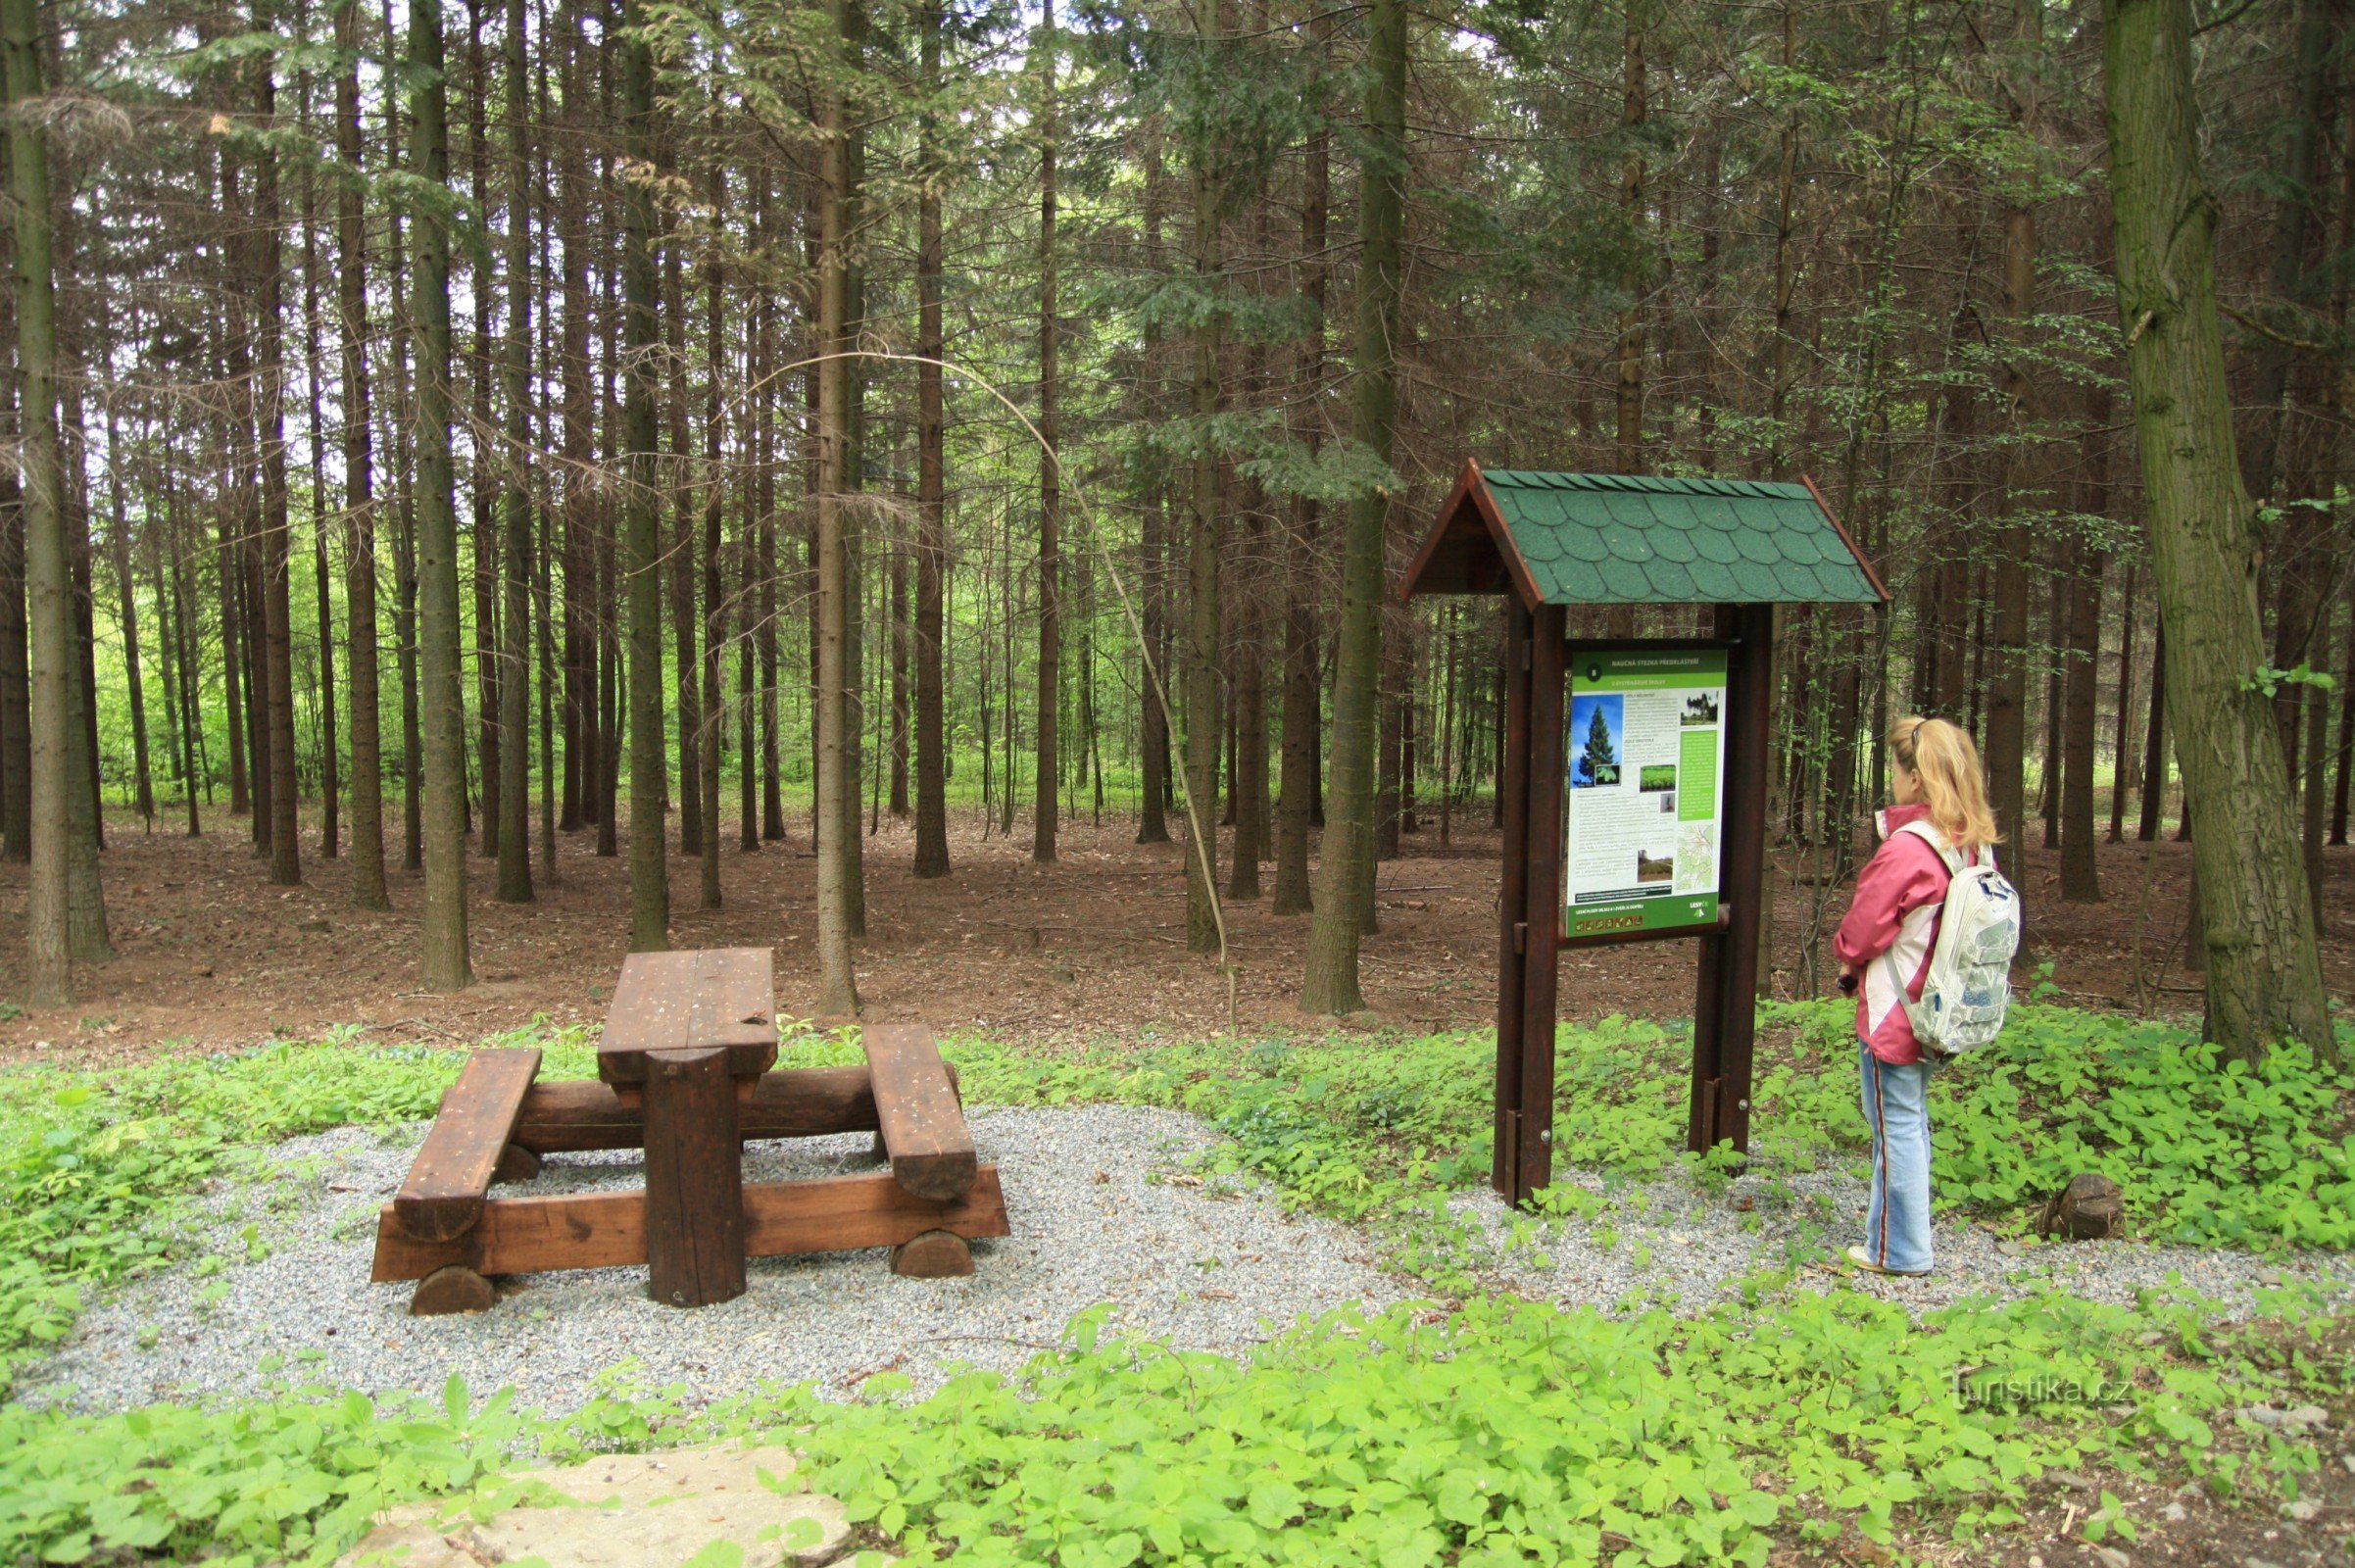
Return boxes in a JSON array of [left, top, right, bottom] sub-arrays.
[[1563, 648, 1727, 939]]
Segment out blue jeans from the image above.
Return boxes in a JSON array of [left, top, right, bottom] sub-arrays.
[[1858, 1044, 1935, 1273]]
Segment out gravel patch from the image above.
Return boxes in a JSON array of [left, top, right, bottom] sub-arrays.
[[1457, 1164, 2355, 1316], [22, 1106, 1412, 1416]]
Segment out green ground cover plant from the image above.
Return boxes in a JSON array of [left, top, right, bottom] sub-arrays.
[[0, 1003, 2348, 1563], [1, 1282, 2345, 1565]]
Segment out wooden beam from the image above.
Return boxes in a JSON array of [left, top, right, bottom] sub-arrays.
[[370, 1166, 1012, 1282], [643, 1046, 747, 1308], [863, 1024, 979, 1201], [510, 1063, 963, 1153], [1494, 598, 1534, 1198], [1690, 603, 1774, 1155], [598, 948, 779, 1087], [393, 1048, 543, 1244], [1514, 605, 1569, 1204]]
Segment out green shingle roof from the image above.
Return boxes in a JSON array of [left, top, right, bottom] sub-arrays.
[[1401, 466, 1887, 608]]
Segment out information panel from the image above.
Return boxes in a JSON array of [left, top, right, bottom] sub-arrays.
[[1563, 648, 1727, 939]]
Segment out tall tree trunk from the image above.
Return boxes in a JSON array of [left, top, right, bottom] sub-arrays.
[[2059, 392, 2109, 902], [1615, 0, 1645, 472], [1300, 0, 1404, 1013], [336, 0, 387, 907], [104, 422, 152, 827], [7, 0, 82, 1003], [1272, 44, 1328, 915], [2109, 560, 2138, 842], [494, 0, 532, 902], [1032, 0, 1060, 863], [1135, 128, 1171, 851], [2104, 0, 2330, 1061], [253, 40, 302, 885], [1181, 6, 1227, 956], [812, 0, 861, 1015], [409, 0, 472, 990], [299, 109, 339, 860], [1984, 0, 2041, 855], [618, 0, 668, 952], [912, 0, 950, 878], [2137, 621, 2167, 841]]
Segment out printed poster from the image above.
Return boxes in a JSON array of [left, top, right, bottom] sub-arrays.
[[1564, 648, 1726, 939]]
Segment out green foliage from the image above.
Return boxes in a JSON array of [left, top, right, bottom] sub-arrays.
[[0, 1007, 2350, 1564], [3, 1285, 2346, 1567], [0, 1022, 597, 1393], [784, 1282, 2349, 1565]]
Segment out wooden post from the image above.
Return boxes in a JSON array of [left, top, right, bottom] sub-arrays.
[[1689, 602, 1774, 1155], [1513, 604, 1568, 1203], [642, 1046, 748, 1307], [1493, 597, 1533, 1197]]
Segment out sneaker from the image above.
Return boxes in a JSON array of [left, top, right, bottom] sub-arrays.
[[1845, 1245, 1929, 1278]]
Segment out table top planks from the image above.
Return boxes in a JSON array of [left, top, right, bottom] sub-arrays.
[[862, 1024, 979, 1202], [597, 948, 779, 1086], [393, 1047, 544, 1244]]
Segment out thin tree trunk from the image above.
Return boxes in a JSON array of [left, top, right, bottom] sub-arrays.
[[812, 0, 860, 1015], [912, 2, 950, 878], [494, 0, 532, 902], [1032, 0, 1060, 863], [1181, 42, 1225, 956], [335, 0, 386, 906], [618, 0, 667, 952]]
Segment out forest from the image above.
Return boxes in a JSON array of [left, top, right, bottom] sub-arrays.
[[0, 0, 2346, 1047]]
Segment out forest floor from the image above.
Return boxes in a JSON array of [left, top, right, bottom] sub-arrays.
[[0, 802, 2334, 1065]]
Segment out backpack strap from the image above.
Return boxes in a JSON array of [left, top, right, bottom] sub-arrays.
[[1894, 817, 1966, 877]]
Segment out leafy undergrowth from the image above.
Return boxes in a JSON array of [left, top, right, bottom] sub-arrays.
[[0, 1005, 2351, 1564], [3, 1002, 2350, 1394], [936, 1001, 2355, 1253], [0, 1283, 2346, 1566]]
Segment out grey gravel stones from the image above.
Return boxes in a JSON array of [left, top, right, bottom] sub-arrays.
[[23, 1106, 1408, 1416], [1454, 1164, 2355, 1317]]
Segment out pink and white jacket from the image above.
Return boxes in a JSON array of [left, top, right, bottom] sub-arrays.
[[1834, 803, 1987, 1065]]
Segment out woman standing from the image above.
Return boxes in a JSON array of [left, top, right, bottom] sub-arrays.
[[1833, 716, 2001, 1277]]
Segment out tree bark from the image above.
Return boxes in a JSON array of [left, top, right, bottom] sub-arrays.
[[336, 0, 388, 908], [2104, 0, 2330, 1061], [409, 0, 472, 991], [1300, 0, 1404, 1014], [494, 0, 532, 903], [1032, 0, 1060, 864], [618, 0, 668, 952], [912, 1, 950, 879], [812, 0, 861, 1015], [6, 0, 80, 1003]]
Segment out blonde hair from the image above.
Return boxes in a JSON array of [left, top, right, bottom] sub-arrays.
[[1888, 715, 2000, 852]]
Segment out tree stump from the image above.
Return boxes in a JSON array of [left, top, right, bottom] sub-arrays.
[[410, 1264, 496, 1316], [2038, 1173, 2125, 1240], [891, 1230, 973, 1278]]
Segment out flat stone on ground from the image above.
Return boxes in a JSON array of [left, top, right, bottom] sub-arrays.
[[335, 1444, 852, 1568]]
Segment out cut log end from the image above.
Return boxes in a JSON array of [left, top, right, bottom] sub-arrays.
[[494, 1144, 542, 1184], [891, 1230, 974, 1279], [411, 1264, 497, 1316]]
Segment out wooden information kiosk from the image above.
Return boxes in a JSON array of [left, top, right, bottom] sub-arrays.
[[1398, 463, 1887, 1205]]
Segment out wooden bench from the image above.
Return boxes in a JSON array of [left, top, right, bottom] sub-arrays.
[[370, 949, 1008, 1313]]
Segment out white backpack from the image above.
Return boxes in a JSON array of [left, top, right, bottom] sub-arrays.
[[1881, 820, 2021, 1057]]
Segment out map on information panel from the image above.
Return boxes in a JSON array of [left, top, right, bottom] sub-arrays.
[[1564, 648, 1726, 939]]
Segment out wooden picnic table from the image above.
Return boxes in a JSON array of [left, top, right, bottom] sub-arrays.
[[370, 948, 1008, 1314]]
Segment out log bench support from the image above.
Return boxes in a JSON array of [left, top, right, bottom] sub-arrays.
[[373, 949, 1007, 1313]]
